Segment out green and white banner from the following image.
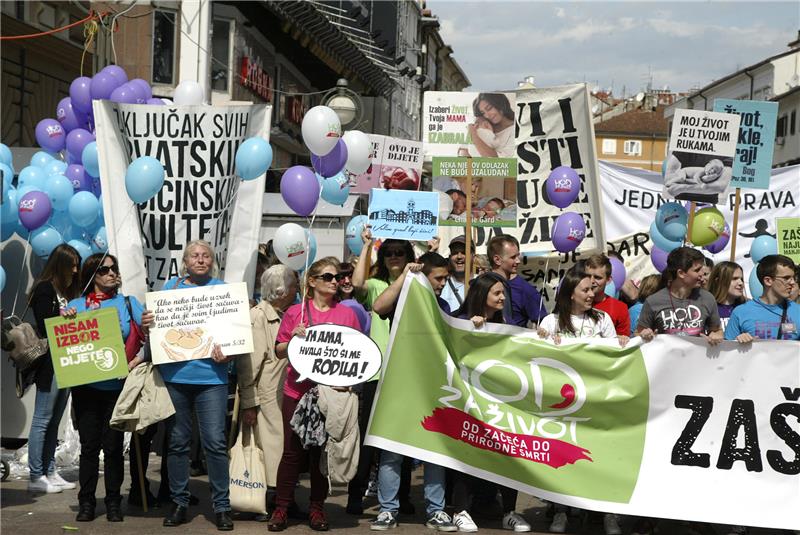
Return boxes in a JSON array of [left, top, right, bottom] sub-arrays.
[[365, 274, 799, 530]]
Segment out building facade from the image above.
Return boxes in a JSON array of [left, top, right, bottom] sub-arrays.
[[594, 104, 669, 171]]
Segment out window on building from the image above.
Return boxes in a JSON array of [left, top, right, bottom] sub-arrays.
[[623, 140, 642, 156], [602, 139, 616, 154], [211, 19, 232, 93], [790, 110, 796, 136], [776, 115, 787, 138], [152, 9, 177, 85]]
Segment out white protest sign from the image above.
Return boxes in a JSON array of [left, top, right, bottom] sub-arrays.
[[287, 324, 382, 387], [146, 282, 253, 365]]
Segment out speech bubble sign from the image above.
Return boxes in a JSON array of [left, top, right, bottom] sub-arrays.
[[287, 324, 382, 387]]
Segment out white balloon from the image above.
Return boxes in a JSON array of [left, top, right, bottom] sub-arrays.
[[161, 98, 173, 105], [173, 81, 204, 105], [273, 222, 309, 271], [302, 106, 341, 156], [342, 130, 371, 174]]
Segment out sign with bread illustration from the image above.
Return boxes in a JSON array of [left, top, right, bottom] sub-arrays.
[[146, 282, 254, 365]]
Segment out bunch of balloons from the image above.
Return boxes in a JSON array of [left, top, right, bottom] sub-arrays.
[[649, 201, 688, 271], [747, 235, 778, 297], [546, 166, 585, 253]]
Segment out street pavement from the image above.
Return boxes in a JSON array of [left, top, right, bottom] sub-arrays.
[[0, 455, 791, 535]]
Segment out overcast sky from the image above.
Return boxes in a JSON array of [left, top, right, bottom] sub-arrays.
[[428, 1, 799, 96]]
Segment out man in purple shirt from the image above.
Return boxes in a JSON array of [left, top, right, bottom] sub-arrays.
[[487, 235, 546, 327]]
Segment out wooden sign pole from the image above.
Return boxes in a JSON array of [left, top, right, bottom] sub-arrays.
[[464, 157, 473, 296], [729, 188, 741, 261], [687, 201, 697, 244]]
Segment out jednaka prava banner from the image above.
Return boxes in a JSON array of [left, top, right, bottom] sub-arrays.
[[94, 102, 271, 301], [366, 273, 799, 530]]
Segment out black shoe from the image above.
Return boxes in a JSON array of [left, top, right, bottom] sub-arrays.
[[287, 501, 308, 520], [399, 500, 415, 515], [128, 490, 161, 509], [189, 494, 200, 506], [163, 503, 188, 527], [216, 511, 234, 531], [76, 503, 96, 522], [345, 499, 364, 515], [106, 501, 124, 522]]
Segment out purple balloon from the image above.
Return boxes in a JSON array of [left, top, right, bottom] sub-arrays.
[[129, 79, 153, 101], [704, 222, 731, 254], [70, 76, 93, 114], [65, 129, 95, 161], [551, 211, 586, 253], [546, 166, 581, 209], [311, 139, 348, 178], [90, 71, 122, 100], [110, 83, 139, 104], [650, 246, 669, 272], [18, 191, 52, 231], [65, 164, 92, 193], [146, 97, 165, 106], [35, 119, 66, 153], [281, 166, 320, 216], [56, 97, 89, 132], [102, 65, 128, 85], [610, 256, 626, 290]]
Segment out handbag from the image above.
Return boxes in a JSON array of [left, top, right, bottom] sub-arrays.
[[228, 421, 268, 514], [1, 314, 49, 372], [123, 296, 145, 363]]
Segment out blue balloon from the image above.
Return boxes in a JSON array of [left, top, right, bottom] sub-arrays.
[[1, 187, 17, 224], [81, 141, 100, 178], [649, 221, 683, 252], [30, 151, 55, 168], [345, 215, 368, 255], [235, 137, 272, 180], [92, 226, 108, 253], [0, 143, 12, 167], [30, 226, 64, 258], [18, 165, 47, 190], [16, 184, 43, 201], [67, 239, 93, 262], [1, 162, 13, 193], [0, 265, 5, 291], [44, 174, 75, 211], [750, 235, 778, 264], [320, 172, 350, 205], [305, 230, 317, 265], [45, 160, 67, 176], [748, 267, 763, 299], [68, 191, 99, 228], [125, 156, 165, 203], [655, 201, 688, 242], [604, 280, 617, 298]]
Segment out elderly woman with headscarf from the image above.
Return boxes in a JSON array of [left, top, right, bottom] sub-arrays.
[[237, 265, 298, 502]]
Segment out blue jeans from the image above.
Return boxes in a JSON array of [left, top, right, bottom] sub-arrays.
[[378, 451, 445, 517], [165, 382, 230, 513], [28, 375, 70, 480]]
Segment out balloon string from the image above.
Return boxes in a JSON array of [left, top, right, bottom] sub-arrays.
[[80, 18, 99, 77], [299, 186, 325, 326], [11, 231, 33, 318]]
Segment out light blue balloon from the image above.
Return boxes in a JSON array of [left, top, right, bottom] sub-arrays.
[[125, 156, 165, 203], [655, 201, 688, 242], [750, 235, 778, 264], [235, 137, 272, 180], [30, 151, 55, 168], [305, 230, 317, 265], [68, 191, 99, 228], [320, 172, 350, 205], [0, 265, 5, 291], [345, 215, 368, 256], [1, 187, 17, 224], [16, 184, 42, 201], [1, 162, 13, 195], [81, 142, 100, 178], [92, 226, 108, 253], [748, 267, 763, 299], [649, 221, 683, 252], [18, 165, 47, 190], [67, 239, 93, 262], [45, 160, 67, 176], [604, 280, 617, 298], [30, 226, 64, 258], [0, 143, 12, 169], [45, 174, 75, 211]]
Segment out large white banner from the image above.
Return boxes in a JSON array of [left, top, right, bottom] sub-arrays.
[[94, 102, 271, 301]]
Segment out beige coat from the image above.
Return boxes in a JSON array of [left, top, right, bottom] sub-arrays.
[[110, 362, 175, 433], [237, 300, 287, 487], [317, 386, 360, 485]]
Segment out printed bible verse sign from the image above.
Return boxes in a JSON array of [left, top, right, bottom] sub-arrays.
[[146, 282, 253, 365]]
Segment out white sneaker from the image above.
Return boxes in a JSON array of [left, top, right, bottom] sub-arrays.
[[604, 513, 622, 535], [549, 512, 568, 533], [453, 510, 478, 532], [502, 511, 531, 532], [28, 475, 62, 494], [47, 472, 77, 490]]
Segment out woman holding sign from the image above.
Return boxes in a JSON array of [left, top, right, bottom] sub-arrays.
[[143, 240, 236, 531], [269, 257, 360, 532], [64, 253, 144, 523]]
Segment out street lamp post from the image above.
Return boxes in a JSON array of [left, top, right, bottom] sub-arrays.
[[323, 79, 363, 129]]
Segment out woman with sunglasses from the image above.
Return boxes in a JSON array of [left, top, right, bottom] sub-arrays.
[[144, 240, 237, 531], [268, 257, 360, 531], [337, 262, 370, 335], [62, 253, 144, 523]]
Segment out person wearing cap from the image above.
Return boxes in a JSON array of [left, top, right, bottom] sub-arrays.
[[440, 236, 472, 313]]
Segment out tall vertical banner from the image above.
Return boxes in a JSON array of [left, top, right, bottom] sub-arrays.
[[432, 85, 606, 254], [712, 99, 778, 190], [366, 274, 799, 530], [93, 102, 271, 300]]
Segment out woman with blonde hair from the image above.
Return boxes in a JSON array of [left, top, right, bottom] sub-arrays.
[[706, 261, 746, 330], [269, 258, 360, 531], [627, 274, 661, 336]]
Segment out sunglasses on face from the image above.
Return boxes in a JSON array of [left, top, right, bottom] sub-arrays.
[[97, 264, 119, 276], [383, 249, 406, 258], [338, 272, 353, 280], [314, 272, 341, 282]]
